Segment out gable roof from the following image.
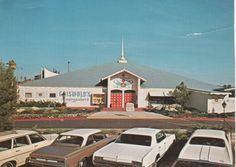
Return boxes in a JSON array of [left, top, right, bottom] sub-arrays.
[[101, 68, 146, 82], [21, 62, 219, 91]]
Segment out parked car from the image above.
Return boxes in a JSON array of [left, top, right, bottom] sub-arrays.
[[172, 129, 234, 167], [0, 130, 53, 167], [93, 128, 176, 167], [29, 129, 117, 167]]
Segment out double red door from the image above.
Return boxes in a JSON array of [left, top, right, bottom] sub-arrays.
[[111, 91, 122, 108], [111, 90, 136, 109], [124, 91, 136, 107]]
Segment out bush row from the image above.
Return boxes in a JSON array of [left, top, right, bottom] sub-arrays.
[[148, 108, 235, 118], [17, 100, 62, 107]]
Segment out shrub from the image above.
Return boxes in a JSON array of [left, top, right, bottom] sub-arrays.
[[17, 100, 62, 108]]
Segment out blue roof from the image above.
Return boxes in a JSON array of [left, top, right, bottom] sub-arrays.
[[21, 62, 219, 91]]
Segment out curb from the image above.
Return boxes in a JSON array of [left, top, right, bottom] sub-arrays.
[[174, 117, 235, 122]]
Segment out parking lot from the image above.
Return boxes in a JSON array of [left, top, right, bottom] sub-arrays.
[[22, 141, 184, 167]]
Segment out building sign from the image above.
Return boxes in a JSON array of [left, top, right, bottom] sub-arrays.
[[59, 91, 91, 102], [112, 78, 133, 89], [92, 94, 105, 105]]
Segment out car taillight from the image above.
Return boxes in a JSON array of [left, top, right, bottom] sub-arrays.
[[132, 161, 142, 167], [94, 156, 103, 161]]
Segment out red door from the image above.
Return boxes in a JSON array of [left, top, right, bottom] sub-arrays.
[[124, 90, 136, 107], [111, 90, 122, 108]]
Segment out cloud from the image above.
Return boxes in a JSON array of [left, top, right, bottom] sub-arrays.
[[184, 25, 233, 38]]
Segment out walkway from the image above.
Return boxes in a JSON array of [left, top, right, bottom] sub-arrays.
[[87, 111, 172, 119]]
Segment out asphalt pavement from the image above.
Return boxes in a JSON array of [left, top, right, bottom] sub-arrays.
[[15, 118, 235, 130]]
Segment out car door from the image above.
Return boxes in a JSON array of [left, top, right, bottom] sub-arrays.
[[12, 135, 32, 165], [28, 133, 49, 150], [156, 131, 167, 156], [0, 139, 13, 164]]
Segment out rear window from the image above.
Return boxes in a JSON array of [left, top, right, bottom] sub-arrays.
[[29, 134, 45, 144], [190, 137, 225, 147], [56, 135, 84, 146], [0, 140, 12, 152], [93, 133, 106, 142], [174, 160, 230, 167], [115, 134, 151, 146]]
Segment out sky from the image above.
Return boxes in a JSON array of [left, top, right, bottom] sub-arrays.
[[0, 0, 234, 86]]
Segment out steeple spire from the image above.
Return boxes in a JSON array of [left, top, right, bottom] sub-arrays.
[[118, 39, 127, 64]]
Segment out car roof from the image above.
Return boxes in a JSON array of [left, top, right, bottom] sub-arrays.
[[191, 129, 225, 139], [60, 129, 101, 137], [0, 130, 38, 141], [122, 128, 161, 136]]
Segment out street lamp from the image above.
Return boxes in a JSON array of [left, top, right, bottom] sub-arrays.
[[222, 101, 227, 127], [62, 91, 66, 106]]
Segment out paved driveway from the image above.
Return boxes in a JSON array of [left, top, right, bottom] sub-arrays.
[[88, 111, 172, 119]]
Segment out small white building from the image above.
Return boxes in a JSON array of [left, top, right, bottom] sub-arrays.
[[19, 42, 235, 113]]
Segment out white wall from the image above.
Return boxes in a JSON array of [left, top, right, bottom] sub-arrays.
[[138, 88, 174, 108], [187, 91, 211, 111], [19, 86, 104, 107], [138, 88, 149, 108], [208, 97, 235, 113], [41, 67, 59, 79], [187, 90, 234, 113]]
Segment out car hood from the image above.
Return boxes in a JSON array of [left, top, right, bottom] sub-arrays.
[[95, 143, 152, 163], [31, 144, 79, 159], [179, 145, 232, 165]]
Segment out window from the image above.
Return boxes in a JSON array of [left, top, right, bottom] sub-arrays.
[[92, 94, 105, 105], [29, 134, 45, 144], [0, 139, 12, 152], [37, 93, 43, 97], [25, 93, 32, 98], [86, 135, 95, 146], [49, 93, 56, 98], [56, 135, 84, 146], [14, 136, 29, 148], [115, 134, 151, 146], [93, 133, 107, 142], [189, 137, 225, 147], [156, 131, 166, 143]]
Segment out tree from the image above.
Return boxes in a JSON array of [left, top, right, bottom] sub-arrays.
[[170, 82, 190, 109], [0, 60, 17, 130]]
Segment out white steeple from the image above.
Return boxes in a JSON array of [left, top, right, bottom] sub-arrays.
[[118, 39, 127, 64]]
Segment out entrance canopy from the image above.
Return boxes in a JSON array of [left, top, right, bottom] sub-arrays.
[[148, 90, 172, 97]]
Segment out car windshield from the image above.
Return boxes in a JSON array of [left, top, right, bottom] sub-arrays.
[[56, 135, 84, 146], [115, 134, 151, 146], [190, 137, 225, 147], [174, 160, 230, 167]]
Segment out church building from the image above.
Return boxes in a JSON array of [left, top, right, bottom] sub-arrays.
[[18, 41, 235, 113]]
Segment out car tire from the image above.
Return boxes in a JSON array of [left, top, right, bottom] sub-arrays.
[[1, 162, 15, 167], [153, 154, 160, 167]]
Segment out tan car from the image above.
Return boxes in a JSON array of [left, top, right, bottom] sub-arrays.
[[0, 130, 53, 167], [29, 129, 117, 167]]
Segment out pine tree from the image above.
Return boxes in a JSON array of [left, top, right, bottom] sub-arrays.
[[0, 60, 17, 130]]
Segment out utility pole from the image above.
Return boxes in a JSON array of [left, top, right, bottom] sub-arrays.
[[68, 61, 70, 73]]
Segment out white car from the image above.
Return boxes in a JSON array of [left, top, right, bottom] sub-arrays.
[[93, 128, 176, 167], [172, 129, 234, 167], [0, 130, 53, 167]]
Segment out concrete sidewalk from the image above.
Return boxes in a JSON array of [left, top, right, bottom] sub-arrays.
[[87, 111, 172, 119]]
